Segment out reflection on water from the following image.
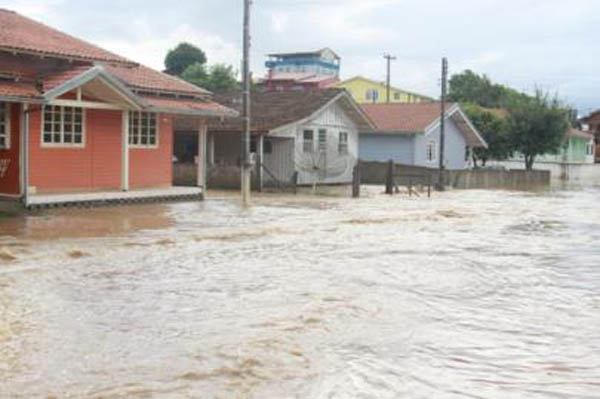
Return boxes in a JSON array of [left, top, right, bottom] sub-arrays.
[[1, 186, 600, 398]]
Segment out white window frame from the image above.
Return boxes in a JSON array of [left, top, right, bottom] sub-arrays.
[[0, 102, 10, 150], [338, 131, 348, 155], [303, 129, 314, 153], [318, 129, 327, 152], [41, 105, 86, 148], [128, 111, 159, 149], [426, 139, 437, 162], [366, 89, 379, 102], [586, 142, 595, 156]]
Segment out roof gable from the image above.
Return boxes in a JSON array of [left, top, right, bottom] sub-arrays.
[[0, 9, 133, 65]]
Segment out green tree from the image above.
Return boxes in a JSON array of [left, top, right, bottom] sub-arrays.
[[180, 62, 208, 87], [507, 90, 569, 170], [201, 64, 240, 93], [463, 104, 512, 167], [449, 70, 527, 108], [164, 42, 207, 76]]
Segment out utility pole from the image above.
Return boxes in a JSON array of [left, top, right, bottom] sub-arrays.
[[383, 53, 396, 103], [437, 57, 448, 191], [241, 0, 252, 205]]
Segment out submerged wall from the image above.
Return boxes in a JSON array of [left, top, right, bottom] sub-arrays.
[[360, 161, 550, 190]]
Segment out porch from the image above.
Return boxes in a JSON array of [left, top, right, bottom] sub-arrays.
[[24, 186, 203, 209]]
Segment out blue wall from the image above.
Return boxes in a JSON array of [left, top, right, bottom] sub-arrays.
[[359, 133, 415, 164]]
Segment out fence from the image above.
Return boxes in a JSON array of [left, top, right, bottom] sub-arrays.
[[360, 161, 550, 190]]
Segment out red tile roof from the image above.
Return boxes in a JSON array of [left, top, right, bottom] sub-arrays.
[[361, 103, 454, 133], [104, 64, 209, 96], [0, 79, 39, 98], [141, 95, 238, 116], [568, 128, 594, 140], [0, 9, 133, 65]]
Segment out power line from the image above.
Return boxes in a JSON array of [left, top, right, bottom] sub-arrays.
[[383, 53, 397, 103]]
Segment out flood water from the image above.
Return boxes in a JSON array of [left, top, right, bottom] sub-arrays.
[[1, 186, 599, 398]]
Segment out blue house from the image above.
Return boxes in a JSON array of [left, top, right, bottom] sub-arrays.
[[265, 48, 340, 78], [359, 103, 487, 169]]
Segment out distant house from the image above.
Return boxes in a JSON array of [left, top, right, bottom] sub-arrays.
[[257, 48, 341, 92], [359, 103, 487, 170], [206, 89, 375, 188], [581, 110, 600, 163], [335, 76, 434, 104], [0, 9, 236, 208], [499, 128, 595, 169]]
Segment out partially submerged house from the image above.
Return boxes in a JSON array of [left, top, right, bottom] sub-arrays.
[[0, 9, 236, 208], [204, 89, 375, 188], [359, 103, 487, 169]]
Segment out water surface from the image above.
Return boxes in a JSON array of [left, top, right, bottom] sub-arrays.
[[1, 186, 599, 398]]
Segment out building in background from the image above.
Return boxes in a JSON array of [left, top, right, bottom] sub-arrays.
[[336, 76, 434, 104], [359, 103, 487, 170], [258, 48, 340, 92], [582, 110, 600, 163]]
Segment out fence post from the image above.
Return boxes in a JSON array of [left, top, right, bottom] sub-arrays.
[[352, 161, 361, 198], [292, 171, 299, 194], [385, 160, 394, 195]]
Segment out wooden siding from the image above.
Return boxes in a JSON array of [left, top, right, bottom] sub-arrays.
[[295, 102, 359, 185], [263, 137, 295, 184], [129, 114, 173, 188]]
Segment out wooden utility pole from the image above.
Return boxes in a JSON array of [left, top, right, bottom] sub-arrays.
[[383, 53, 396, 103], [437, 57, 448, 191], [241, 0, 252, 204]]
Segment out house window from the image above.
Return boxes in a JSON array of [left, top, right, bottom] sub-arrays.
[[0, 102, 9, 149], [42, 105, 84, 146], [339, 132, 348, 155], [586, 143, 595, 156], [303, 130, 314, 153], [129, 111, 158, 148], [426, 140, 437, 162], [366, 89, 379, 102], [264, 140, 273, 154], [318, 129, 327, 151]]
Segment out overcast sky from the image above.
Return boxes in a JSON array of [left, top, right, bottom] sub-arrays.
[[4, 0, 599, 113]]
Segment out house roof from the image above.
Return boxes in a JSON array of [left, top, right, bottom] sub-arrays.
[[335, 76, 435, 101], [0, 11, 235, 117], [208, 89, 374, 134], [361, 103, 452, 133], [0, 8, 134, 65], [361, 102, 487, 148], [568, 128, 594, 140], [267, 48, 340, 60]]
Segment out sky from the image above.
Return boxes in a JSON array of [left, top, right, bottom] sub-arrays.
[[3, 0, 600, 113]]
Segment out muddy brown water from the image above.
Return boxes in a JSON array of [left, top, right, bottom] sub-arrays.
[[0, 186, 599, 398]]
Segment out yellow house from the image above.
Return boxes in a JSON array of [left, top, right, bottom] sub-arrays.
[[334, 76, 434, 104]]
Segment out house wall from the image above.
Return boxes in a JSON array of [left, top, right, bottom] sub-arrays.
[[28, 107, 172, 193], [293, 101, 359, 185], [335, 78, 430, 104], [413, 117, 468, 170], [0, 102, 21, 195], [129, 115, 173, 188], [359, 133, 415, 164], [263, 137, 295, 184]]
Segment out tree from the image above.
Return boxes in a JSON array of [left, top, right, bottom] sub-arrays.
[[180, 62, 208, 87], [164, 42, 207, 76], [462, 104, 512, 167], [507, 90, 569, 170], [201, 64, 240, 93], [449, 70, 526, 108]]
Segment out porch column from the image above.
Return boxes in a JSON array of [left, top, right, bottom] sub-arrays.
[[197, 121, 208, 189], [257, 134, 264, 191], [208, 132, 215, 166], [121, 110, 129, 191]]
